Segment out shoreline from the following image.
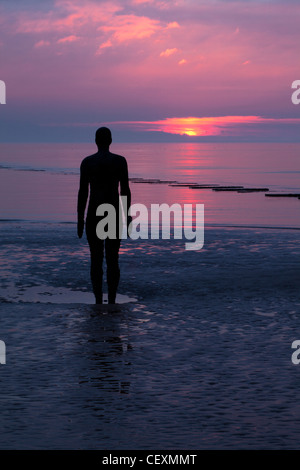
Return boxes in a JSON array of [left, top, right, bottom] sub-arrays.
[[1, 220, 299, 306], [1, 218, 300, 231]]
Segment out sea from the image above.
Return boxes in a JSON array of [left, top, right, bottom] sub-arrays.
[[0, 142, 300, 450], [0, 142, 299, 227]]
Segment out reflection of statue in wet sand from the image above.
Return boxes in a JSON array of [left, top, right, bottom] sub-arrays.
[[77, 127, 131, 304]]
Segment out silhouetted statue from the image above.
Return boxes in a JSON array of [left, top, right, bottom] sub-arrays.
[[77, 127, 131, 304]]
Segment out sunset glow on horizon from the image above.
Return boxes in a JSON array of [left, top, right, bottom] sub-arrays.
[[0, 0, 299, 142], [112, 116, 266, 137]]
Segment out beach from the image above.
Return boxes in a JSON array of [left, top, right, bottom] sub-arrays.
[[0, 219, 299, 449], [0, 142, 300, 449]]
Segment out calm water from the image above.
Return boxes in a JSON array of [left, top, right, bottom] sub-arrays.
[[1, 142, 300, 449], [0, 142, 299, 227]]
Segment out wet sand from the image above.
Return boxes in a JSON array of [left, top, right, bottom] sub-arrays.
[[0, 221, 300, 449]]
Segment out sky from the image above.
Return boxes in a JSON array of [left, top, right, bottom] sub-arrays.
[[0, 0, 300, 142]]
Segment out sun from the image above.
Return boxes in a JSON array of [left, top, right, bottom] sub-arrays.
[[183, 129, 197, 136]]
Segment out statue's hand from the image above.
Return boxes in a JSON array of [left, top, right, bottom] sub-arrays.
[[77, 219, 84, 239]]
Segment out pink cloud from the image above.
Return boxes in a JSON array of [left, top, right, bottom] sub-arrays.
[[167, 22, 180, 29], [14, 0, 177, 52], [96, 39, 113, 53], [107, 116, 300, 137], [160, 48, 178, 57], [125, 116, 263, 136], [131, 0, 155, 4], [57, 35, 79, 43], [100, 15, 163, 43], [34, 40, 51, 48], [15, 0, 122, 34]]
